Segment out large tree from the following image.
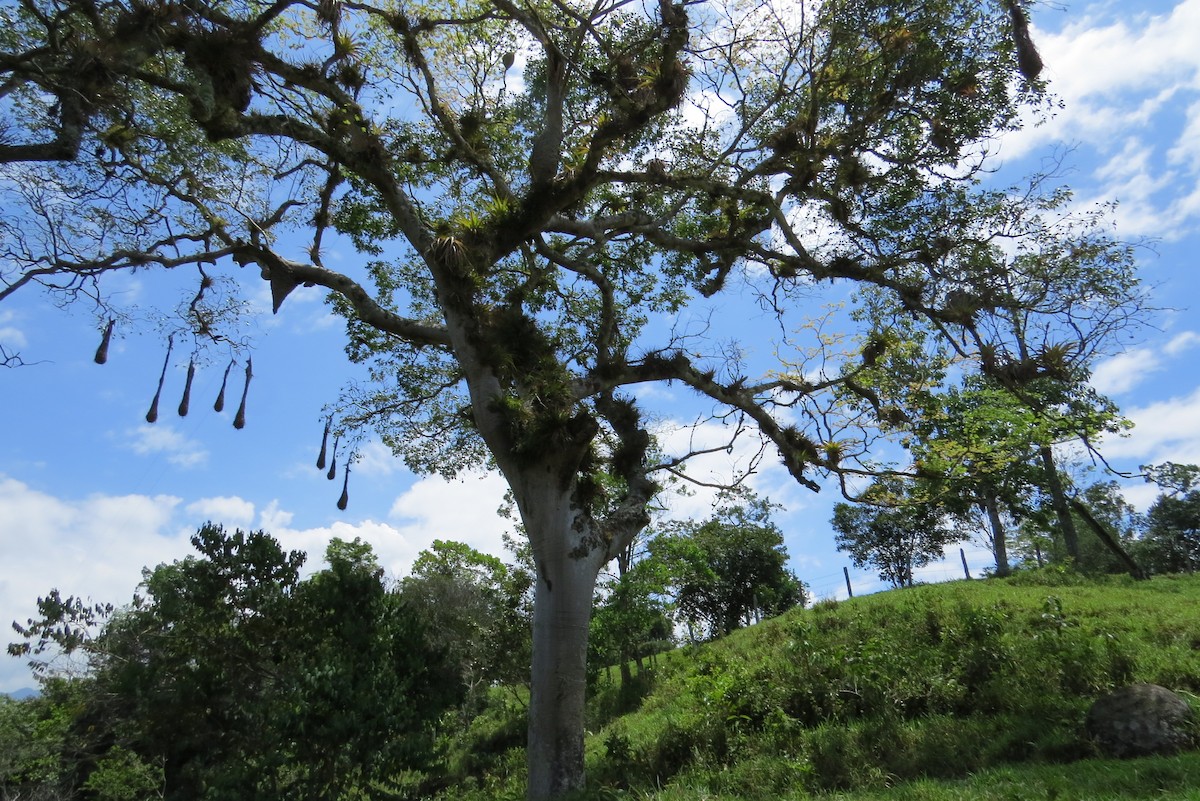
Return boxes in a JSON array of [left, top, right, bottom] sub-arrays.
[[646, 496, 806, 638], [831, 476, 960, 588], [0, 0, 1138, 795]]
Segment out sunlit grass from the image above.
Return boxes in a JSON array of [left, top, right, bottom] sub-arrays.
[[436, 572, 1200, 801]]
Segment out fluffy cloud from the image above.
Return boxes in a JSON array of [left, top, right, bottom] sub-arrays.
[[388, 472, 514, 564], [184, 496, 257, 528], [1009, 2, 1200, 157], [1090, 347, 1162, 395], [352, 440, 404, 477], [999, 1, 1200, 238], [0, 477, 190, 693], [1100, 385, 1200, 465], [1165, 331, 1200, 356], [0, 310, 28, 353], [1090, 331, 1200, 395], [124, 425, 209, 468]]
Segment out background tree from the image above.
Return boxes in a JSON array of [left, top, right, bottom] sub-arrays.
[[1134, 464, 1200, 574], [647, 496, 806, 639], [588, 564, 673, 688], [831, 477, 961, 588], [10, 525, 458, 801], [1068, 476, 1146, 575], [399, 539, 533, 711], [0, 0, 1136, 794], [1006, 471, 1145, 576], [842, 181, 1148, 574], [0, 681, 83, 801]]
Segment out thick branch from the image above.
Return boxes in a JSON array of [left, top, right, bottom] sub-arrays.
[[234, 245, 452, 347]]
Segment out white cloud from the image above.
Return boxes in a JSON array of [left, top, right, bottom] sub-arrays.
[[258, 499, 295, 531], [0, 308, 28, 351], [1091, 332, 1200, 395], [1100, 385, 1200, 465], [184, 496, 256, 528], [1167, 98, 1200, 171], [997, 2, 1200, 237], [1008, 2, 1200, 155], [0, 477, 189, 693], [124, 425, 209, 468], [352, 440, 403, 477], [277, 519, 426, 582], [1119, 480, 1162, 511], [1165, 330, 1200, 356], [1089, 347, 1161, 394], [388, 471, 513, 562], [249, 498, 442, 585]]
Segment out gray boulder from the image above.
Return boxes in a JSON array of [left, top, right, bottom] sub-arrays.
[[1086, 683, 1196, 758]]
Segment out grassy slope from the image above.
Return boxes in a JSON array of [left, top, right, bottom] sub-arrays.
[[442, 572, 1200, 800]]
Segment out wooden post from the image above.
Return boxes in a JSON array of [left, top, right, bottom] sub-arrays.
[[843, 566, 853, 598], [960, 548, 971, 579]]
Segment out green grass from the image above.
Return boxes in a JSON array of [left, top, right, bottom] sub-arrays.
[[831, 752, 1200, 801], [435, 572, 1200, 800], [638, 751, 1200, 800]]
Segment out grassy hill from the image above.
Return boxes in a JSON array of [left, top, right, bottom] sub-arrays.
[[435, 570, 1200, 800]]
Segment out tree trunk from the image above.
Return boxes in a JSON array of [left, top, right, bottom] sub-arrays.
[[1038, 446, 1080, 561], [982, 493, 1010, 577], [1068, 498, 1148, 580], [526, 537, 602, 801]]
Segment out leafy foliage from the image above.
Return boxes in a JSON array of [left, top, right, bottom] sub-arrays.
[[1011, 474, 1145, 576], [832, 477, 961, 587], [400, 539, 534, 709], [8, 525, 460, 801], [0, 681, 82, 800], [589, 565, 673, 688], [646, 497, 806, 639], [1137, 489, 1200, 575]]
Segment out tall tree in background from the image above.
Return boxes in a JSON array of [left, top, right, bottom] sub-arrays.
[[400, 539, 533, 708], [845, 183, 1147, 572], [1134, 463, 1200, 574], [831, 477, 960, 588], [0, 0, 1144, 794], [589, 562, 672, 686], [925, 189, 1146, 562], [839, 313, 1040, 576], [647, 496, 806, 638]]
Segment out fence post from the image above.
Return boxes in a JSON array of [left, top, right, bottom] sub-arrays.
[[960, 548, 971, 579], [843, 566, 853, 598]]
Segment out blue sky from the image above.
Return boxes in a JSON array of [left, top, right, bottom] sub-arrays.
[[3, 0, 1200, 692]]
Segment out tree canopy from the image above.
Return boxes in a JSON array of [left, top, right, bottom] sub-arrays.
[[647, 497, 806, 638], [831, 476, 960, 588], [0, 0, 1149, 796], [8, 525, 459, 801], [1136, 485, 1200, 575], [400, 538, 534, 708]]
